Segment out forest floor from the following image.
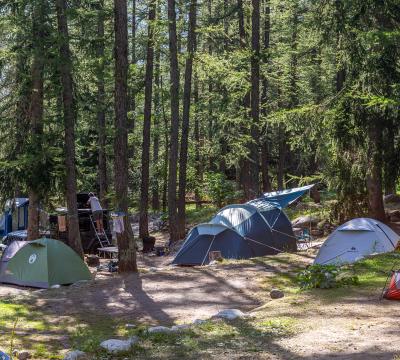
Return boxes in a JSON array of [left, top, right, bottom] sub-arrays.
[[1, 203, 400, 359]]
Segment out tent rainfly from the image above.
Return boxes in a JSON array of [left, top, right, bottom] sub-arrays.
[[314, 218, 399, 265], [0, 238, 92, 288], [173, 198, 297, 265]]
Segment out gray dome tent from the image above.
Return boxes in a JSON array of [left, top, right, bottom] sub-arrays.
[[314, 218, 399, 265], [172, 199, 296, 266]]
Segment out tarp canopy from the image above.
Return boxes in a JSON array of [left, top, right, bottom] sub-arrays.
[[262, 184, 315, 208], [0, 238, 92, 288]]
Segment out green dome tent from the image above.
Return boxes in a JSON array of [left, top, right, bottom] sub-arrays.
[[0, 238, 92, 288]]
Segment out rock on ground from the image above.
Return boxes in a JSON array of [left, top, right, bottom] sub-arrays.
[[384, 194, 400, 204], [99, 337, 139, 353], [148, 326, 172, 334], [16, 350, 31, 360], [64, 350, 87, 360], [170, 324, 191, 332], [213, 309, 247, 320], [270, 288, 285, 299], [193, 319, 206, 325], [292, 215, 319, 228]]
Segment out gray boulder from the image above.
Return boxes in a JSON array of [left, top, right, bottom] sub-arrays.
[[292, 215, 319, 228], [170, 324, 191, 332], [213, 309, 246, 320], [17, 351, 32, 360], [384, 194, 400, 204], [270, 288, 284, 299], [64, 350, 87, 360], [193, 319, 206, 325], [100, 337, 139, 353], [147, 326, 172, 334]]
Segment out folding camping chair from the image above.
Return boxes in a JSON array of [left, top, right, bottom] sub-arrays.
[[296, 228, 313, 250]]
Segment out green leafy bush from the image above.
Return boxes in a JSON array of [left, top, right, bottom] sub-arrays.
[[297, 264, 359, 289], [204, 172, 241, 207]]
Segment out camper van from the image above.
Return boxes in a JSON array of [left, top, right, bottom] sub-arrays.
[[0, 198, 29, 237]]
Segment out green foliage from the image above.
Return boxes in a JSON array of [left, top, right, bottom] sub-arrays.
[[204, 172, 240, 208], [297, 264, 359, 290]]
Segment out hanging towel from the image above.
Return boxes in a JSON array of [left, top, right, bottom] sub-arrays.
[[113, 216, 125, 234], [58, 215, 67, 232]]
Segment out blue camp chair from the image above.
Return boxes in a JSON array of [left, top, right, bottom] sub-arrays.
[[296, 228, 313, 250]]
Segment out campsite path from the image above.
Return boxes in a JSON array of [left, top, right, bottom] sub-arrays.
[[28, 261, 265, 325]]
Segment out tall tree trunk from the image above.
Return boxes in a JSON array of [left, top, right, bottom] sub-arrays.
[[167, 0, 180, 241], [152, 44, 161, 211], [194, 71, 202, 208], [366, 119, 386, 222], [56, 0, 84, 257], [27, 0, 45, 241], [159, 74, 169, 214], [260, 0, 271, 193], [277, 124, 286, 190], [114, 0, 137, 271], [128, 0, 136, 138], [139, 0, 156, 240], [177, 0, 197, 239], [238, 0, 252, 200], [249, 0, 260, 199], [96, 0, 108, 207], [335, 0, 346, 92]]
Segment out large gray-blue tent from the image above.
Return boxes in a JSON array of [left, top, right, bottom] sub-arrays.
[[172, 198, 297, 265]]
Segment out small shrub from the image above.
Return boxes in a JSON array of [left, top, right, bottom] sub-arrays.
[[297, 264, 359, 289]]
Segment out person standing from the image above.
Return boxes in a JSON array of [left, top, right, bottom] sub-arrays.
[[87, 192, 104, 232]]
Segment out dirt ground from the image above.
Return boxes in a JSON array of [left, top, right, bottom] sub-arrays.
[[1, 225, 400, 359]]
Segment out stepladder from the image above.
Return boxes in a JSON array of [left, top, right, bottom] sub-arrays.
[[89, 214, 111, 248]]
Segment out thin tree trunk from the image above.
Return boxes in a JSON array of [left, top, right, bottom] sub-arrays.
[[238, 0, 252, 200], [27, 0, 45, 241], [249, 0, 260, 199], [139, 0, 156, 240], [114, 0, 137, 271], [177, 0, 197, 239], [55, 0, 84, 258], [194, 71, 202, 208], [277, 124, 286, 190], [151, 45, 161, 211], [128, 0, 136, 138], [167, 0, 180, 241], [383, 118, 397, 195], [366, 120, 386, 222], [96, 0, 108, 207], [160, 74, 169, 214], [260, 0, 271, 193]]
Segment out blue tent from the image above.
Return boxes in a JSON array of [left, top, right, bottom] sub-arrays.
[[172, 198, 296, 265]]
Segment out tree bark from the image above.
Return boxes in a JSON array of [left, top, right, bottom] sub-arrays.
[[114, 0, 137, 271], [366, 120, 386, 222], [167, 0, 180, 241], [194, 71, 202, 208], [249, 0, 260, 199], [139, 0, 156, 240], [27, 0, 45, 241], [177, 0, 197, 239], [128, 0, 136, 139], [55, 0, 84, 258], [96, 0, 108, 208], [260, 0, 271, 193], [151, 43, 161, 211], [238, 0, 253, 200]]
